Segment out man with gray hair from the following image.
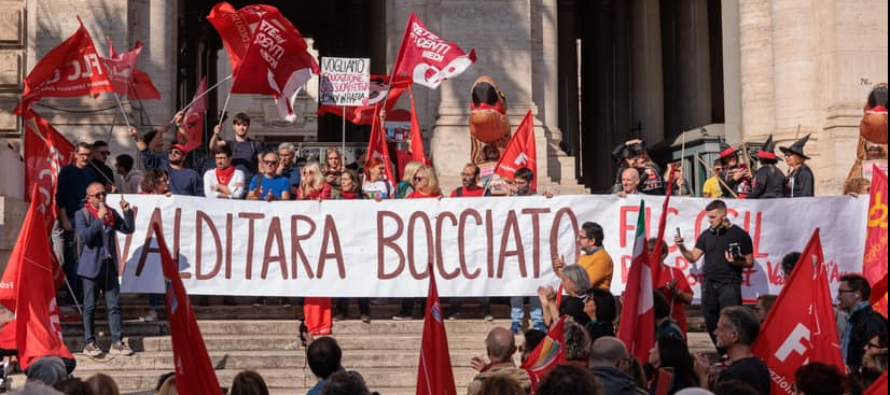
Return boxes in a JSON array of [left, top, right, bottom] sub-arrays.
[[276, 142, 301, 191], [693, 306, 770, 395], [467, 327, 530, 395], [589, 337, 647, 395], [616, 168, 641, 197]]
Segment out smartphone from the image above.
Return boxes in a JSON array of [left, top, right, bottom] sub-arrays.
[[675, 227, 682, 239]]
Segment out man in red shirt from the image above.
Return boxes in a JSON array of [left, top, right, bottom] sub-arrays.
[[451, 163, 492, 198], [650, 239, 694, 337]]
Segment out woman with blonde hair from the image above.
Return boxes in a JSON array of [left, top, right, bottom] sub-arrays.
[[296, 162, 325, 200], [406, 165, 442, 199], [397, 161, 424, 198]]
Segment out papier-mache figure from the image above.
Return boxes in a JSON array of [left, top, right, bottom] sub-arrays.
[[845, 83, 888, 195]]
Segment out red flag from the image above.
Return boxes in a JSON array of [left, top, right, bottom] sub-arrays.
[[317, 75, 410, 125], [23, 110, 75, 235], [103, 40, 142, 96], [0, 193, 74, 370], [207, 3, 273, 76], [753, 229, 845, 395], [864, 168, 888, 317], [366, 107, 397, 187], [393, 14, 477, 89], [864, 373, 888, 395], [16, 19, 115, 115], [416, 272, 457, 395], [152, 223, 222, 395], [618, 201, 657, 363], [408, 86, 431, 166], [225, 6, 319, 122], [129, 70, 161, 101], [653, 164, 679, 288], [521, 316, 568, 394], [178, 77, 208, 154], [496, 111, 538, 191]]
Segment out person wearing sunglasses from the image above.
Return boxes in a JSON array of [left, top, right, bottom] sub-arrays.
[[247, 152, 292, 201], [703, 158, 725, 199], [405, 165, 442, 199], [90, 140, 116, 192], [129, 118, 203, 197]]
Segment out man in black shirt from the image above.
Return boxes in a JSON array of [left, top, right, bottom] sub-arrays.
[[675, 200, 754, 352], [694, 306, 771, 395]]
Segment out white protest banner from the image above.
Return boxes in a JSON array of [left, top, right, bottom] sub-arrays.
[[319, 57, 371, 107], [109, 195, 869, 300]]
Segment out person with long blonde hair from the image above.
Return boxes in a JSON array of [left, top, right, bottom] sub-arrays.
[[296, 162, 326, 200], [323, 148, 345, 192], [397, 161, 424, 198], [406, 165, 442, 198]]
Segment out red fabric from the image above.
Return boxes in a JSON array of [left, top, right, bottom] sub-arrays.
[[758, 152, 778, 161], [0, 195, 74, 370], [496, 111, 537, 191], [864, 168, 888, 317], [869, 106, 888, 114], [129, 69, 161, 100], [521, 316, 568, 395], [719, 147, 737, 159], [654, 369, 675, 395], [86, 204, 115, 227], [154, 223, 223, 395], [215, 166, 236, 186], [407, 192, 442, 199], [658, 266, 692, 337], [297, 188, 322, 201], [395, 149, 413, 181], [864, 373, 888, 395], [304, 298, 333, 337], [23, 110, 75, 235], [103, 40, 142, 97], [366, 107, 397, 188], [753, 229, 846, 395], [471, 102, 506, 115], [416, 272, 458, 395], [0, 323, 14, 350], [450, 188, 487, 198], [15, 20, 114, 115], [392, 13, 476, 89], [650, 164, 678, 287], [617, 201, 656, 364], [317, 75, 410, 125], [207, 3, 273, 76], [180, 77, 208, 154], [408, 86, 432, 166]]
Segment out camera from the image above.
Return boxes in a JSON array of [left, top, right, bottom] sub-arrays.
[[727, 243, 744, 261]]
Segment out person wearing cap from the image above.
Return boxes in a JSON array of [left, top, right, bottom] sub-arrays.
[[781, 135, 815, 198], [748, 135, 785, 199], [130, 125, 204, 197], [718, 143, 752, 199]]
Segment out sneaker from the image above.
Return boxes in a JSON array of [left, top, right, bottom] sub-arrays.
[[143, 309, 159, 323], [392, 314, 412, 321], [510, 322, 523, 335], [110, 342, 135, 356], [360, 314, 372, 324], [83, 342, 103, 357], [483, 313, 495, 322]]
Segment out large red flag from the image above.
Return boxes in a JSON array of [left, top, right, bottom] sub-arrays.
[[864, 372, 888, 395], [366, 107, 397, 187], [15, 19, 115, 115], [207, 3, 273, 76], [416, 272, 457, 395], [864, 168, 888, 317], [129, 70, 161, 101], [753, 229, 845, 395], [152, 223, 222, 395], [392, 14, 477, 89], [317, 75, 410, 125], [652, 164, 679, 288], [618, 201, 656, 363], [408, 86, 432, 166], [178, 77, 208, 154], [496, 111, 538, 191], [0, 194, 74, 370], [521, 316, 568, 394], [23, 110, 75, 235], [103, 40, 142, 96]]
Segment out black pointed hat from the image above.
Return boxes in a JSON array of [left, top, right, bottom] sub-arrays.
[[780, 134, 812, 160], [757, 135, 778, 161]]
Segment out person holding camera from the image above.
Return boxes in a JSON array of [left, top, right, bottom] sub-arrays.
[[674, 200, 754, 354]]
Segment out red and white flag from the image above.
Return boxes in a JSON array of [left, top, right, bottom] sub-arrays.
[[496, 111, 537, 191], [863, 168, 888, 317], [521, 316, 568, 394], [103, 40, 143, 97], [753, 229, 845, 395], [152, 223, 222, 395], [392, 14, 477, 89], [178, 77, 208, 154], [408, 86, 431, 166], [618, 201, 656, 363], [416, 272, 457, 395], [15, 19, 115, 115], [317, 75, 410, 125], [366, 107, 397, 187], [208, 3, 273, 76], [23, 110, 75, 235], [0, 193, 73, 370]]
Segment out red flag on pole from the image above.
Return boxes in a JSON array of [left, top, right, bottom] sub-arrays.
[[521, 316, 568, 394], [15, 19, 115, 115], [179, 77, 208, 154], [152, 223, 222, 395], [317, 75, 410, 125], [864, 372, 888, 395], [366, 107, 397, 187], [392, 14, 477, 89], [0, 191, 73, 370], [752, 229, 845, 395], [23, 110, 75, 235], [652, 164, 679, 288], [207, 3, 273, 76], [496, 111, 538, 191], [103, 40, 143, 96], [863, 168, 888, 317], [618, 201, 657, 363], [129, 69, 161, 101], [408, 86, 431, 166], [416, 271, 457, 395]]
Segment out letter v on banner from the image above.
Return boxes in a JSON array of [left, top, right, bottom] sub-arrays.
[[753, 229, 845, 395], [496, 111, 537, 191]]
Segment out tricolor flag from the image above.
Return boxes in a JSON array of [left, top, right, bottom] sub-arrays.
[[521, 316, 568, 394], [617, 201, 656, 363]]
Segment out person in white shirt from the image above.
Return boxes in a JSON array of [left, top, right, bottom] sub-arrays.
[[203, 145, 246, 199]]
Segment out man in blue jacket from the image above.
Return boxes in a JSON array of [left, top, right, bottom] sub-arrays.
[[76, 182, 136, 357]]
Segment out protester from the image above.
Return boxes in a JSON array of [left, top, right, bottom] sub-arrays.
[[296, 162, 325, 201], [718, 144, 752, 199], [612, 139, 646, 191], [229, 371, 269, 395], [862, 332, 888, 373], [508, 168, 545, 333], [537, 365, 601, 395], [113, 154, 142, 194], [520, 329, 547, 365], [76, 183, 135, 357], [397, 161, 423, 198], [752, 295, 777, 323], [451, 163, 492, 197], [616, 167, 642, 197], [204, 145, 247, 199], [589, 337, 649, 395], [90, 141, 116, 191], [475, 375, 525, 395], [329, 170, 371, 323], [845, 178, 872, 197], [467, 327, 531, 395], [319, 371, 372, 395], [406, 165, 442, 198], [703, 159, 725, 199], [323, 148, 345, 193], [565, 322, 592, 368], [780, 252, 802, 278], [584, 288, 618, 343], [210, 113, 264, 182], [276, 143, 301, 191], [140, 169, 171, 197], [711, 381, 760, 395], [25, 357, 69, 387], [362, 158, 395, 200], [676, 200, 754, 352], [655, 292, 685, 341], [539, 265, 592, 327], [247, 152, 291, 201], [55, 142, 96, 303], [648, 335, 698, 395], [84, 374, 119, 395], [668, 165, 692, 196], [54, 378, 94, 395], [554, 222, 613, 291], [307, 337, 346, 395], [133, 125, 202, 196], [650, 238, 694, 336], [837, 274, 888, 371], [795, 363, 846, 395], [511, 168, 538, 197], [694, 306, 770, 395], [300, 162, 332, 333], [748, 135, 785, 199], [611, 139, 665, 195], [781, 134, 816, 198]]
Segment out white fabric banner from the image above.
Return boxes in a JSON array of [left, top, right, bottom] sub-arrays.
[[108, 195, 869, 300]]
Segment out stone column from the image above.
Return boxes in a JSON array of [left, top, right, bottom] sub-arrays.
[[738, 0, 776, 141], [721, 0, 742, 144], [539, 0, 561, 143], [677, 0, 712, 131], [131, 0, 178, 129], [629, 0, 664, 144]]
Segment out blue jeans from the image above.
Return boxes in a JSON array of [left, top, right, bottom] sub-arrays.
[[82, 261, 124, 344], [511, 297, 544, 330]]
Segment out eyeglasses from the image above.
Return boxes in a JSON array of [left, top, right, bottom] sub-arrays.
[[264, 160, 279, 165], [89, 192, 107, 198], [169, 150, 184, 155], [837, 289, 858, 294], [714, 167, 724, 171], [98, 151, 111, 156], [414, 176, 425, 182], [866, 342, 884, 350], [76, 152, 91, 157]]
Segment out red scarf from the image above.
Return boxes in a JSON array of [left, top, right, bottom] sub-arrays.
[[86, 204, 115, 226], [216, 166, 236, 185]]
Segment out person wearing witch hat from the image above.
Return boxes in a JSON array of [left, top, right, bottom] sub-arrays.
[[748, 135, 785, 199], [781, 134, 816, 198], [718, 143, 752, 198]]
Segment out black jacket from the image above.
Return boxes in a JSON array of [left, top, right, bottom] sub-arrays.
[[846, 304, 888, 371], [591, 367, 648, 395], [749, 164, 785, 199], [786, 164, 815, 197]]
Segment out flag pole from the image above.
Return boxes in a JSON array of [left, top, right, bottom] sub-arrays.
[[696, 155, 740, 199], [679, 132, 687, 197], [112, 93, 133, 129], [64, 277, 83, 316], [105, 110, 118, 143], [342, 106, 347, 155]]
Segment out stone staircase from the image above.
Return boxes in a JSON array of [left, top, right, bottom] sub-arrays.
[[9, 297, 714, 394]]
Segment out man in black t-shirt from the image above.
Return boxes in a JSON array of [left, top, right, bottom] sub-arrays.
[[675, 200, 754, 352], [694, 306, 771, 395], [209, 113, 264, 182]]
